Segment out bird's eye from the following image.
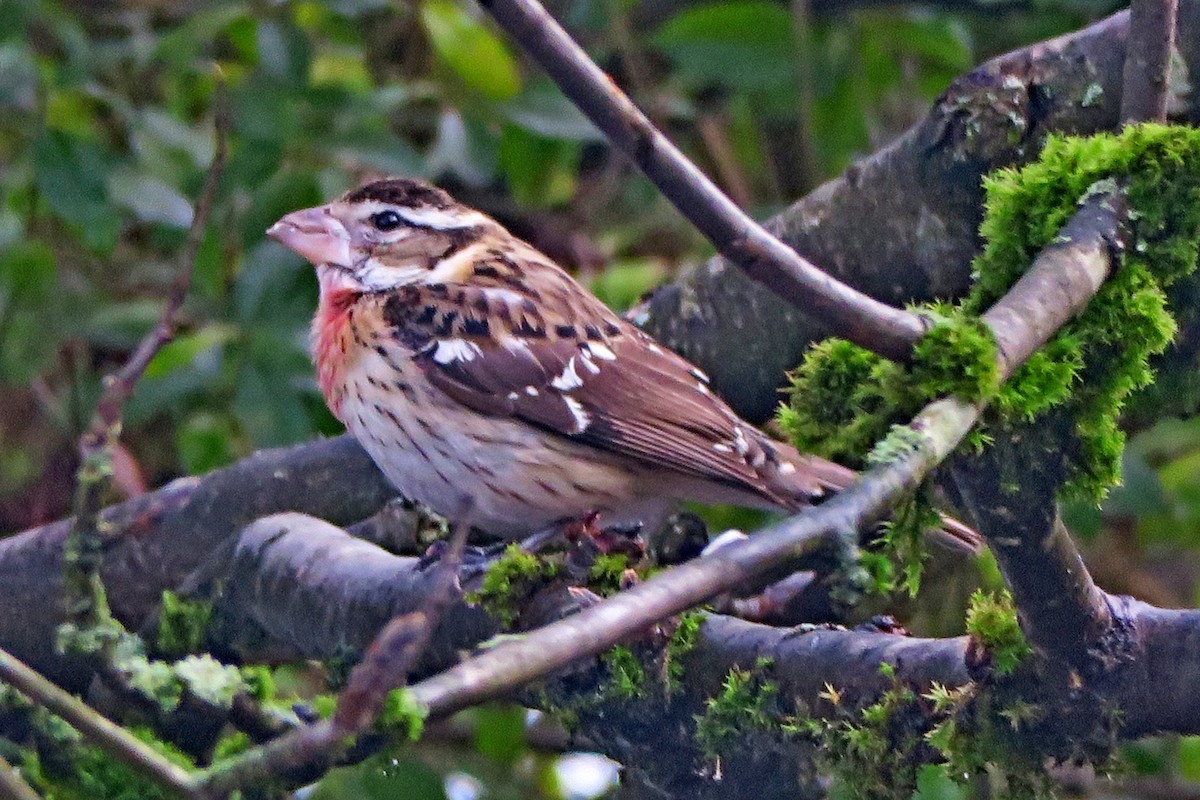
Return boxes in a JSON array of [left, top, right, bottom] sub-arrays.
[[370, 210, 403, 231]]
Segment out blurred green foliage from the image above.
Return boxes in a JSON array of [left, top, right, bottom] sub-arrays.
[[0, 0, 1108, 533], [18, 0, 1200, 797]]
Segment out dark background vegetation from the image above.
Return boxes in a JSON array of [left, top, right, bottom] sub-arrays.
[[7, 0, 1200, 796]]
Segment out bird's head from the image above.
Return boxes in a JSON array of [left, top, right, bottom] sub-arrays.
[[267, 177, 495, 292]]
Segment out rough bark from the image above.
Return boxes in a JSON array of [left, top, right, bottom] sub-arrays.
[[639, 4, 1200, 421]]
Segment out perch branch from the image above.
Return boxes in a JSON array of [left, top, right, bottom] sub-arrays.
[[474, 0, 929, 360], [195, 519, 472, 798]]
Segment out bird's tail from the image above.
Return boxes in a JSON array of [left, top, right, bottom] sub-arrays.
[[770, 445, 983, 555]]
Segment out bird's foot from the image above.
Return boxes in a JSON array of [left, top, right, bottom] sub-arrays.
[[417, 538, 508, 576], [562, 512, 645, 559]]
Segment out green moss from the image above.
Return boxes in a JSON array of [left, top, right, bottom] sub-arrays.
[[601, 646, 646, 700], [239, 665, 275, 703], [466, 544, 559, 627], [778, 339, 908, 468], [909, 315, 1000, 403], [693, 660, 784, 760], [861, 496, 940, 598], [779, 124, 1200, 502], [965, 589, 1032, 676], [587, 553, 630, 596], [805, 675, 1052, 800], [379, 688, 428, 741], [212, 731, 252, 762], [155, 591, 213, 659], [664, 610, 704, 692]]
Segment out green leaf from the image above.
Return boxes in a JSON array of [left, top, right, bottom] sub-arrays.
[[913, 764, 967, 800], [0, 240, 61, 383], [498, 124, 578, 206], [177, 412, 238, 474], [32, 130, 120, 252], [654, 1, 795, 91], [421, 0, 522, 100], [144, 325, 236, 379], [473, 703, 527, 764], [256, 19, 312, 86], [588, 258, 666, 312], [0, 240, 56, 304], [233, 356, 317, 447], [108, 167, 193, 228], [498, 79, 602, 141]]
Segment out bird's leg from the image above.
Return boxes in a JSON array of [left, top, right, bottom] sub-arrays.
[[563, 512, 646, 559]]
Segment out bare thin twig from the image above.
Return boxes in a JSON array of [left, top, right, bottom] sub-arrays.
[[1122, 0, 1178, 123], [0, 647, 195, 797], [64, 85, 231, 629], [194, 518, 472, 797], [335, 516, 471, 733], [473, 0, 928, 360]]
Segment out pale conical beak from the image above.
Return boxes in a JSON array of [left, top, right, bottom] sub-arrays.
[[266, 206, 353, 267]]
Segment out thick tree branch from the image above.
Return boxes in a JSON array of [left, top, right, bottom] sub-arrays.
[[953, 187, 1127, 664], [0, 436, 395, 688], [475, 0, 929, 361], [641, 3, 1200, 421], [1122, 0, 1179, 123]]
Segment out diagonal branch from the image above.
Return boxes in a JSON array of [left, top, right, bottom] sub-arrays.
[[0, 647, 195, 798], [194, 186, 1130, 796], [474, 0, 928, 361]]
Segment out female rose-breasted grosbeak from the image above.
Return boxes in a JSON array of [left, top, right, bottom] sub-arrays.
[[268, 178, 978, 550]]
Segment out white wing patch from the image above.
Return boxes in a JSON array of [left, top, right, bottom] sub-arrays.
[[563, 396, 591, 433], [585, 342, 617, 361], [550, 357, 584, 391], [433, 339, 482, 364]]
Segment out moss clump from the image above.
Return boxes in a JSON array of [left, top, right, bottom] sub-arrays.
[[693, 659, 785, 760], [780, 124, 1200, 501], [154, 591, 213, 659], [805, 672, 1052, 800], [910, 314, 1001, 403], [778, 339, 908, 468], [587, 553, 631, 596], [466, 544, 559, 627], [860, 496, 941, 598], [664, 610, 704, 692], [601, 646, 647, 700], [379, 688, 428, 741], [965, 589, 1031, 676]]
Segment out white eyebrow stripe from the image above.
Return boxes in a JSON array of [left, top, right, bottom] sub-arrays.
[[397, 206, 490, 230]]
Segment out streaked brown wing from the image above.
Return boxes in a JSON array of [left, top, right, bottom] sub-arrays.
[[389, 282, 815, 505]]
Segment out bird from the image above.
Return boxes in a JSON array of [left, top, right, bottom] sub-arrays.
[[267, 177, 978, 552]]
